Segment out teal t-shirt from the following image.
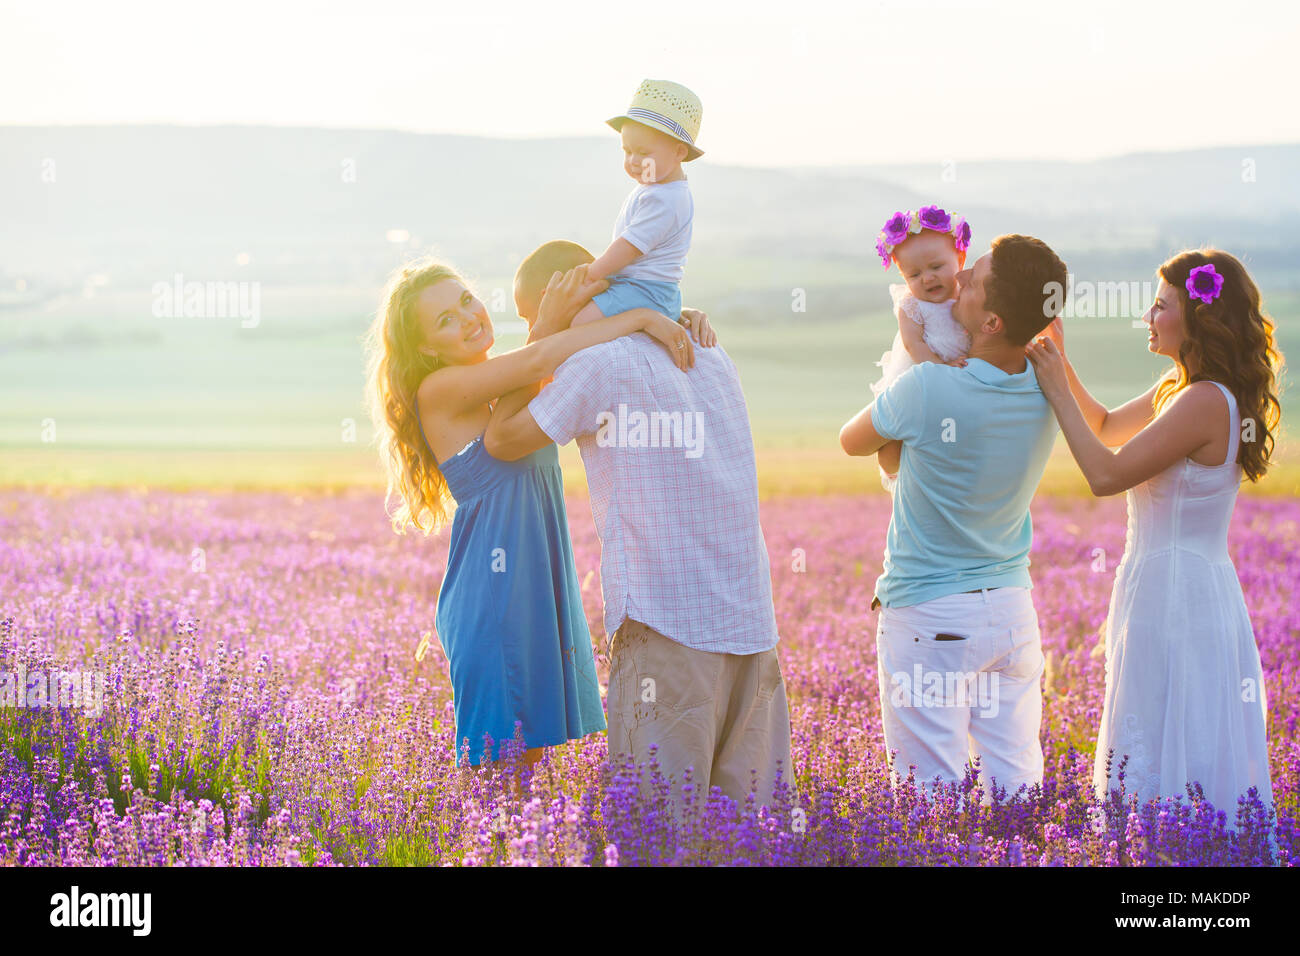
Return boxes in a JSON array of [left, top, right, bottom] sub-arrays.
[[871, 357, 1058, 608]]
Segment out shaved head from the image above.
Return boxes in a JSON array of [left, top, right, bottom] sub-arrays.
[[514, 239, 594, 323]]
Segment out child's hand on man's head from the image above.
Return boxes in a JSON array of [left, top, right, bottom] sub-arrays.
[[536, 265, 608, 333]]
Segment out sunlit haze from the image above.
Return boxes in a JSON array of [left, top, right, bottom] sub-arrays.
[[3, 0, 1298, 166]]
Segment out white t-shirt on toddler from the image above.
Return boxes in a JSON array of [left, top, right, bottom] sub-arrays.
[[611, 179, 693, 284]]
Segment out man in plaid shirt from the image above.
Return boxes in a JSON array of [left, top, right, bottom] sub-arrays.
[[485, 240, 792, 815]]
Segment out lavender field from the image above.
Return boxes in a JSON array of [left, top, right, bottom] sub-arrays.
[[0, 488, 1295, 866]]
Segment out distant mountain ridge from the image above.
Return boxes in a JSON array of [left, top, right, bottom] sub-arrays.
[[2, 125, 1296, 290]]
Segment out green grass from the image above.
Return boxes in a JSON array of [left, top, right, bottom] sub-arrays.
[[2, 285, 1296, 496]]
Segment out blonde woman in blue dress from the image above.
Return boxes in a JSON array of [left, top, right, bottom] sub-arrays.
[[1025, 249, 1283, 819]]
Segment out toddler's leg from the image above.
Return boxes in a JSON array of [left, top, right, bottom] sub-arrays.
[[570, 300, 606, 328], [879, 439, 901, 478]]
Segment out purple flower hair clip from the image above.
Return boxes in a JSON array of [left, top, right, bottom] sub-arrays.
[[1186, 263, 1224, 304], [875, 205, 971, 269]]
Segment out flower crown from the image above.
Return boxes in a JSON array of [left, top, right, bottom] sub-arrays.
[[875, 205, 971, 269], [1186, 263, 1224, 304]]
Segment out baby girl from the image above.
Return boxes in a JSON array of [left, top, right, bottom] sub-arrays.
[[871, 205, 974, 492], [571, 79, 702, 329]]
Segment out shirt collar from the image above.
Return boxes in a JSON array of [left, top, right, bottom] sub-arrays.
[[964, 356, 1037, 387]]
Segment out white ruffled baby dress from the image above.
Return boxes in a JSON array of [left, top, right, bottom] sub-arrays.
[[871, 284, 971, 492], [872, 284, 969, 396]]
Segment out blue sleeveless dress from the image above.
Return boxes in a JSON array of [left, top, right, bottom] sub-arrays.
[[415, 409, 606, 766]]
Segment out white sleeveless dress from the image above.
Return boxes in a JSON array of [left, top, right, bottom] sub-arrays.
[[871, 284, 971, 492], [1092, 381, 1274, 819]]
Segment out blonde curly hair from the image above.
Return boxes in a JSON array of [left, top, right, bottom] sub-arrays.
[[364, 257, 464, 534]]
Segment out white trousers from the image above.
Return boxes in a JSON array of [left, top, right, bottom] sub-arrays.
[[874, 586, 1044, 801]]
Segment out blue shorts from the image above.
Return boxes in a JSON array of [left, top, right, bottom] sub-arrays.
[[592, 276, 681, 321]]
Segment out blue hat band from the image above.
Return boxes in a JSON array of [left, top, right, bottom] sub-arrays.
[[625, 107, 694, 145]]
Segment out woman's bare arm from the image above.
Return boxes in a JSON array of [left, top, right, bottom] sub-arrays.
[[424, 265, 635, 417], [483, 310, 567, 443], [1038, 317, 1167, 447], [424, 309, 652, 416], [1093, 374, 1169, 447], [1057, 354, 1170, 447], [1028, 337, 1217, 496]]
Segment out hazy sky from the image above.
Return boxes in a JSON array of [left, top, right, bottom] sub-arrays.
[[3, 0, 1297, 167]]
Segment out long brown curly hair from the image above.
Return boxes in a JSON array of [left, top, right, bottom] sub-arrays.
[[363, 258, 462, 534], [1153, 249, 1284, 482]]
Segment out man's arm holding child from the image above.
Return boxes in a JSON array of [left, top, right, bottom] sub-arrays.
[[840, 364, 927, 459], [840, 402, 892, 457]]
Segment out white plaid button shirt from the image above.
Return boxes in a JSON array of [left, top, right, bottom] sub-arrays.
[[529, 334, 780, 655]]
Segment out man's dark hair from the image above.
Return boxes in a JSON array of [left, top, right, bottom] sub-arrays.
[[514, 239, 595, 301], [984, 235, 1069, 346]]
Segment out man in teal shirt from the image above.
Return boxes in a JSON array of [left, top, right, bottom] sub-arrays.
[[840, 234, 1067, 801]]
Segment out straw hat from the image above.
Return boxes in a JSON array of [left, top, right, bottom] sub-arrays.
[[606, 79, 704, 161]]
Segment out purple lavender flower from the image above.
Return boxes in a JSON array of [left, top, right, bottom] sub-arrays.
[[0, 490, 1290, 866]]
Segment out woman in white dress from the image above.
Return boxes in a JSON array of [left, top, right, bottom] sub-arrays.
[[1025, 248, 1284, 819]]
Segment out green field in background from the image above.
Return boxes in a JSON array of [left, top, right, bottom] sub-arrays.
[[2, 285, 1296, 497]]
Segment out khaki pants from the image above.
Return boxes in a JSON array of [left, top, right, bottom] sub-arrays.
[[606, 619, 793, 816]]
